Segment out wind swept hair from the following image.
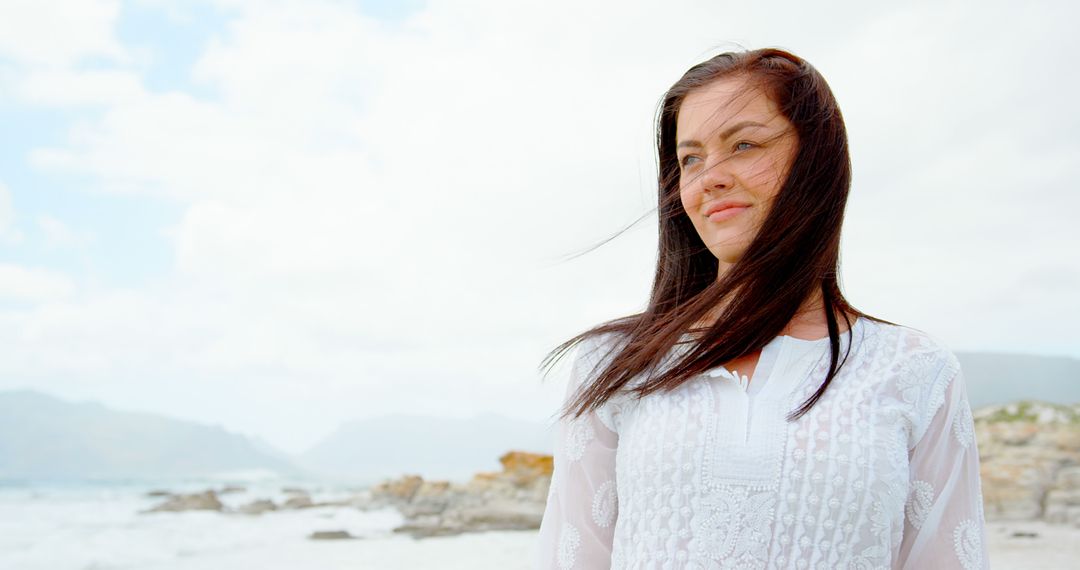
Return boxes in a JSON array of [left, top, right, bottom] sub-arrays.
[[540, 47, 890, 424]]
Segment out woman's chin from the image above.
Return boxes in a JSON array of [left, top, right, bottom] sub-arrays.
[[706, 247, 748, 267], [704, 236, 749, 261]]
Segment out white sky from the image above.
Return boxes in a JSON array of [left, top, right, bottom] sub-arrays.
[[0, 0, 1077, 453]]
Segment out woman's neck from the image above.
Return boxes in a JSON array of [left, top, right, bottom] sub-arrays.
[[690, 287, 853, 340]]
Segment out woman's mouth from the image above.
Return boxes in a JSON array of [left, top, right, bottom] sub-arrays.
[[707, 206, 749, 222]]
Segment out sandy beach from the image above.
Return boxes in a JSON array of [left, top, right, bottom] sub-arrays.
[[986, 520, 1080, 570], [3, 481, 1077, 570]]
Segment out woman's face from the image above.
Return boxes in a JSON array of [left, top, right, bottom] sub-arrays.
[[676, 75, 799, 270]]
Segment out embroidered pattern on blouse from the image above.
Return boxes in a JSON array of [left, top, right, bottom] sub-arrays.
[[595, 403, 617, 434], [922, 361, 957, 440], [771, 329, 877, 570], [592, 479, 617, 528], [895, 362, 928, 405], [905, 479, 934, 530], [610, 545, 626, 569], [894, 343, 957, 448], [557, 523, 581, 569], [868, 499, 890, 540], [538, 319, 987, 569], [848, 543, 888, 570], [564, 417, 595, 462], [953, 518, 983, 569], [893, 340, 939, 403], [696, 485, 775, 563], [700, 340, 826, 492], [953, 399, 975, 449]]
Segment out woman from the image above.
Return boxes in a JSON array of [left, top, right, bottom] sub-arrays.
[[535, 48, 988, 569]]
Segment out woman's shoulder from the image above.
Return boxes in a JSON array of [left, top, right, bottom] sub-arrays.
[[563, 330, 637, 431], [863, 319, 965, 435], [862, 317, 962, 379], [565, 330, 629, 389]]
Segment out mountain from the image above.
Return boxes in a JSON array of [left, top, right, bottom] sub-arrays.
[[3, 350, 1070, 483], [0, 390, 302, 481], [956, 352, 1080, 408], [298, 351, 1079, 484], [299, 412, 554, 485]]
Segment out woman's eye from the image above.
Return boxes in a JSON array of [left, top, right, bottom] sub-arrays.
[[734, 141, 756, 152], [679, 155, 700, 167]]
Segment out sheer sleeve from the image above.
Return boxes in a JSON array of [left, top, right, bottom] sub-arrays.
[[535, 335, 620, 570], [897, 358, 990, 569]]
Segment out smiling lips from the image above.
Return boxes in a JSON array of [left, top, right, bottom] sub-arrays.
[[705, 200, 751, 222]]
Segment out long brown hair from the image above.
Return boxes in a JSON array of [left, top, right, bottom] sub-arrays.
[[540, 47, 889, 424]]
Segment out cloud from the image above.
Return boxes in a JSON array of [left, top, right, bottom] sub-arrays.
[[0, 263, 74, 301], [0, 0, 128, 66], [15, 68, 146, 107], [0, 0, 1077, 451]]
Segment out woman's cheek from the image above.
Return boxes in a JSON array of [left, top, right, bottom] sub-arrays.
[[680, 188, 701, 220]]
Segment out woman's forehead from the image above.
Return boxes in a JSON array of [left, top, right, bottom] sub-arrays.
[[677, 78, 782, 135]]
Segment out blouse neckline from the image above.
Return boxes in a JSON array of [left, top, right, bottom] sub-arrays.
[[679, 315, 865, 346], [778, 315, 864, 345]]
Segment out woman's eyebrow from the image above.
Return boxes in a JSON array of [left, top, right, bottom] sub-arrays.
[[677, 120, 768, 149]]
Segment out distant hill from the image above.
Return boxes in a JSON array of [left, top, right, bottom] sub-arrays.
[[299, 412, 554, 485], [0, 390, 302, 481], [956, 352, 1080, 408], [3, 350, 1072, 483], [299, 351, 1078, 484]]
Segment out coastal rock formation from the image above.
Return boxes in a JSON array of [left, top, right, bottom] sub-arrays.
[[1044, 466, 1080, 525], [364, 400, 1080, 536], [142, 486, 358, 516], [308, 530, 357, 540], [363, 450, 552, 538], [976, 401, 1080, 524], [237, 498, 278, 515], [135, 399, 1080, 538], [143, 490, 224, 513], [283, 494, 316, 509]]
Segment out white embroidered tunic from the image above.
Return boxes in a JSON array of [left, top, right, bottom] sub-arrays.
[[535, 317, 989, 569]]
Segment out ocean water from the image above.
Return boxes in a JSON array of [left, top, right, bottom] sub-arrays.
[[0, 479, 537, 570]]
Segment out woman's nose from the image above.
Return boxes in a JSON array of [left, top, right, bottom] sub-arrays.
[[698, 155, 735, 193]]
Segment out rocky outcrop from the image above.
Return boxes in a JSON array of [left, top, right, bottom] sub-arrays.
[[1043, 466, 1080, 525], [976, 400, 1080, 525], [366, 401, 1080, 534], [143, 490, 224, 513], [308, 530, 357, 540], [142, 487, 343, 515], [361, 450, 552, 538], [237, 499, 278, 515], [134, 399, 1080, 537]]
